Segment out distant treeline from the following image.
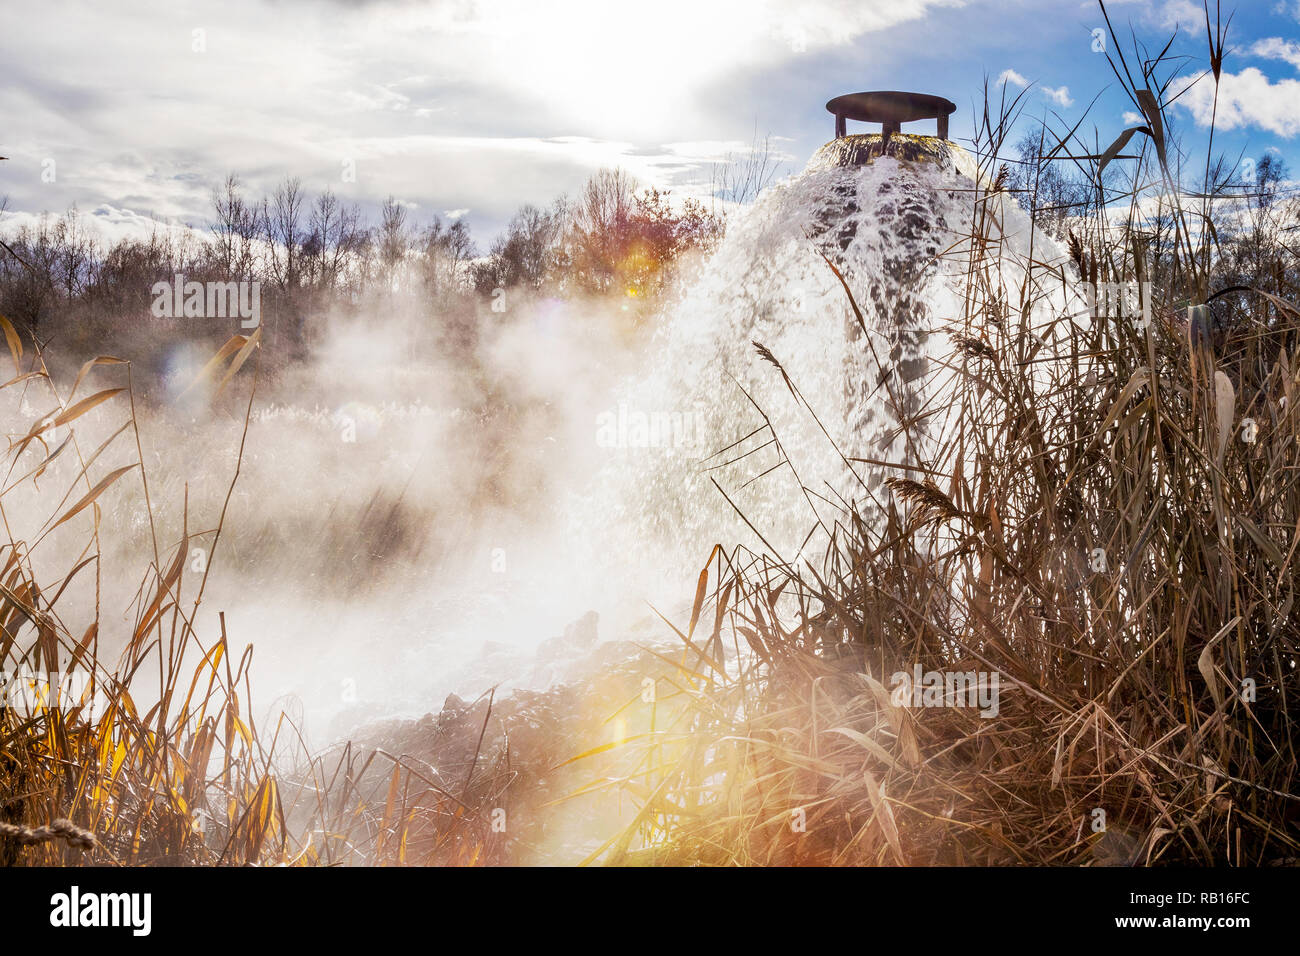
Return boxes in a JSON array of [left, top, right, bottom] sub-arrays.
[[1006, 138, 1297, 297], [0, 166, 725, 359]]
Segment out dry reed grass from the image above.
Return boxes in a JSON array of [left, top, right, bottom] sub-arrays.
[[573, 1, 1300, 866]]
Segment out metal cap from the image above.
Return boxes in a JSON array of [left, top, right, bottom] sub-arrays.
[[826, 91, 957, 140]]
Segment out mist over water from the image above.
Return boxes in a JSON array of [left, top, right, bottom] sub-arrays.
[[11, 139, 1069, 746]]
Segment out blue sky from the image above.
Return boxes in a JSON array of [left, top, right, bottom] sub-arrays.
[[1, 0, 1297, 247]]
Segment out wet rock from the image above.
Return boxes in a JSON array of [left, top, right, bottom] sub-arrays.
[[536, 610, 599, 662]]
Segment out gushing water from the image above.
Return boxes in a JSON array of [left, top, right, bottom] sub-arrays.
[[588, 134, 1066, 575]]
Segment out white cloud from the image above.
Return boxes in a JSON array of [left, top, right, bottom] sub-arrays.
[[456, 0, 965, 134], [998, 69, 1028, 87], [1042, 85, 1074, 108], [1273, 1, 1300, 22], [1122, 111, 1144, 125], [1251, 37, 1300, 70], [1154, 0, 1204, 30], [444, 209, 470, 220], [1177, 67, 1300, 137], [0, 0, 965, 238], [0, 204, 204, 248]]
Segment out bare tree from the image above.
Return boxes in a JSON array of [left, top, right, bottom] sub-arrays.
[[264, 177, 306, 292], [307, 188, 363, 293], [210, 174, 261, 279], [1004, 131, 1092, 238], [710, 128, 784, 210], [52, 204, 98, 302], [377, 196, 410, 290], [420, 215, 476, 295]]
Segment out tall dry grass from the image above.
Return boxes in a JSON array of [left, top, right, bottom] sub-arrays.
[[576, 2, 1300, 866]]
